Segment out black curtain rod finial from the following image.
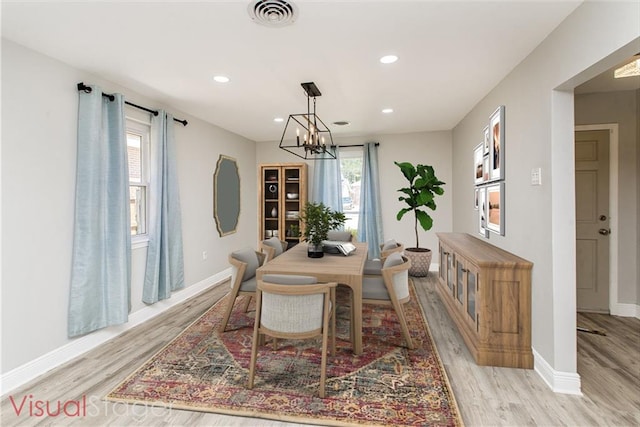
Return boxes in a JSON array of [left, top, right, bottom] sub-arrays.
[[77, 82, 92, 93]]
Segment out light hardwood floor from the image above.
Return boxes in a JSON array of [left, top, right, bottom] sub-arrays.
[[2, 275, 639, 426]]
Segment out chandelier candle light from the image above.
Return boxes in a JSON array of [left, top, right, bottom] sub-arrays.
[[279, 82, 336, 160]]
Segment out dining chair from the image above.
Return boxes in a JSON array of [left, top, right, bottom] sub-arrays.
[[363, 239, 404, 275], [221, 247, 266, 332], [259, 236, 288, 262], [362, 252, 414, 349], [327, 230, 353, 242], [247, 274, 337, 398]]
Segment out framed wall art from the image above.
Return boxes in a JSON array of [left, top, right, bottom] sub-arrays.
[[489, 105, 505, 181], [486, 182, 505, 235], [483, 155, 490, 182], [478, 186, 489, 237], [474, 143, 484, 185], [483, 125, 490, 155], [474, 105, 505, 238]]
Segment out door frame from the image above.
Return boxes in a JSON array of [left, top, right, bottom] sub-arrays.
[[574, 124, 619, 314]]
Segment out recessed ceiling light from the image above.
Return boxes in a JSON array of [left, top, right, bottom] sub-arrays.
[[382, 108, 394, 114], [380, 55, 398, 64], [333, 121, 351, 126], [213, 75, 230, 83], [274, 117, 284, 123]]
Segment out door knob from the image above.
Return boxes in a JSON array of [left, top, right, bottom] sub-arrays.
[[598, 228, 611, 236]]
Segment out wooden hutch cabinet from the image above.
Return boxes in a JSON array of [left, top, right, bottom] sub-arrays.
[[437, 233, 533, 369], [259, 163, 307, 248]]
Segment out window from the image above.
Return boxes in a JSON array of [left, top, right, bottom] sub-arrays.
[[340, 148, 363, 231], [126, 119, 150, 238]]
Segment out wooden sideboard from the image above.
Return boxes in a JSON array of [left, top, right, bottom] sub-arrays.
[[436, 233, 533, 369]]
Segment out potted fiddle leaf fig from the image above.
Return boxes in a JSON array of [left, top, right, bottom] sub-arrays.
[[395, 161, 445, 276], [299, 202, 346, 258]]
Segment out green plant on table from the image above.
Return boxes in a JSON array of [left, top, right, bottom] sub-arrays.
[[299, 202, 346, 247]]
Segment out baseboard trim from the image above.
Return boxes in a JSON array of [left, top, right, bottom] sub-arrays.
[[533, 348, 582, 395], [611, 302, 640, 319], [0, 269, 231, 396]]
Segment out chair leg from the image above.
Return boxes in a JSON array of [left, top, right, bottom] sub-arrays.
[[241, 295, 252, 313], [391, 300, 414, 350], [220, 293, 237, 332], [319, 311, 330, 398], [247, 330, 259, 389], [247, 293, 263, 389]]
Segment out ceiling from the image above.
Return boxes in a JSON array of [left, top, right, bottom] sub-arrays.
[[575, 55, 640, 94], [1, 0, 585, 142]]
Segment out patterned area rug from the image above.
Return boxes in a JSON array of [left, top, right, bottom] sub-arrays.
[[106, 281, 462, 426]]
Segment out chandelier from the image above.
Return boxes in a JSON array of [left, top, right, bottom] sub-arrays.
[[279, 82, 336, 160]]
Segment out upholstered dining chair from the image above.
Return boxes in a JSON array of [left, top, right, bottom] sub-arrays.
[[259, 236, 288, 262], [362, 252, 414, 349], [327, 230, 353, 242], [247, 274, 337, 398], [363, 239, 405, 275], [221, 247, 266, 332]]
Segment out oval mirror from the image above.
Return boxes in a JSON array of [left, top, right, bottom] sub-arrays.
[[214, 155, 240, 236]]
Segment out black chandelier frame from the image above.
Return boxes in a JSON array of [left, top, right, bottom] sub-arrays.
[[278, 82, 336, 160]]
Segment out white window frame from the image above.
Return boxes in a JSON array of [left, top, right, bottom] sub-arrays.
[[126, 116, 151, 249], [339, 147, 364, 232]]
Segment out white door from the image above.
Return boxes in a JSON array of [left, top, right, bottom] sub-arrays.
[[575, 130, 610, 312]]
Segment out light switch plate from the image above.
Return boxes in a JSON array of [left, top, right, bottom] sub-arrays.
[[531, 168, 542, 186]]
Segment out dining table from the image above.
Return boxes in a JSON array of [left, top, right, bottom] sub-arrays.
[[256, 241, 368, 355]]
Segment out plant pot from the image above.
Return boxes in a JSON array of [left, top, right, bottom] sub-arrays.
[[307, 243, 324, 258], [404, 248, 432, 277]]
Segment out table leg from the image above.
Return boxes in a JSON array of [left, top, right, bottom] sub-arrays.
[[351, 283, 363, 355]]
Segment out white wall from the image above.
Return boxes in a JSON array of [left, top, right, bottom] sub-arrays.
[[575, 89, 639, 306], [256, 131, 453, 254], [1, 39, 257, 374], [451, 1, 639, 384]]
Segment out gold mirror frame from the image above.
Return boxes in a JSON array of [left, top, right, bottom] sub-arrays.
[[214, 155, 240, 236]]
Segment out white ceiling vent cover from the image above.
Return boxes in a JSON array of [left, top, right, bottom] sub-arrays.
[[248, 0, 298, 27]]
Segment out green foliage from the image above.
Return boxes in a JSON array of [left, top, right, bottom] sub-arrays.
[[395, 161, 445, 249], [300, 202, 347, 246], [341, 158, 362, 184]]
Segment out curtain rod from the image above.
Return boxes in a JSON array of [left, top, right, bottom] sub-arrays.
[[331, 142, 380, 148], [77, 82, 188, 126]]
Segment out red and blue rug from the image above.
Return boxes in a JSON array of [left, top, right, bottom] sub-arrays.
[[106, 281, 462, 426]]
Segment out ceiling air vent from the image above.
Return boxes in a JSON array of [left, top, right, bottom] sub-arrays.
[[248, 0, 298, 27]]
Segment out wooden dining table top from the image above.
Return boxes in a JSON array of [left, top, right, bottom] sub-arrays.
[[256, 241, 368, 283]]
